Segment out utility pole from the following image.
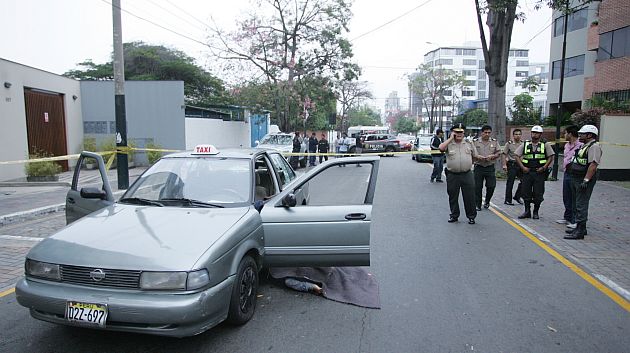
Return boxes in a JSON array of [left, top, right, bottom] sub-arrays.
[[112, 0, 128, 189], [551, 4, 569, 181]]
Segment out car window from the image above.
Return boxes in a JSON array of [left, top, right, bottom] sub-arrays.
[[296, 163, 373, 206], [73, 155, 106, 192], [254, 156, 277, 200], [269, 153, 296, 188], [124, 157, 251, 204]]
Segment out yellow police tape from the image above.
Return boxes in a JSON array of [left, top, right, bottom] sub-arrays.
[[0, 147, 180, 167]]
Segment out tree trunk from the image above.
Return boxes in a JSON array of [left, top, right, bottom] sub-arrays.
[[488, 83, 506, 143]]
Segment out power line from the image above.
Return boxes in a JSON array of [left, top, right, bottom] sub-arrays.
[[350, 0, 436, 42], [163, 0, 214, 31], [521, 17, 552, 48]]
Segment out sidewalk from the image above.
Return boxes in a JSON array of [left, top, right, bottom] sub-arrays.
[[1, 167, 629, 302]]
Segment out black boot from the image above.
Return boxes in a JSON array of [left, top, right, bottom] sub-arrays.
[[564, 222, 586, 239], [532, 204, 540, 219], [518, 204, 531, 219]]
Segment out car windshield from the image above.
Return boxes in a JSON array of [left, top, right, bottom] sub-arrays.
[[122, 157, 251, 205], [418, 137, 432, 145], [259, 134, 293, 145]]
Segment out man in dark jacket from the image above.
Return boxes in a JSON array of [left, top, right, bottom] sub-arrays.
[[308, 132, 318, 166], [430, 129, 445, 182], [290, 132, 301, 169], [318, 133, 329, 164]]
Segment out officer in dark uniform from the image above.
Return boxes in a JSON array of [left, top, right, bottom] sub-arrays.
[[564, 125, 603, 240], [290, 132, 301, 169], [514, 125, 555, 219], [439, 123, 478, 224]]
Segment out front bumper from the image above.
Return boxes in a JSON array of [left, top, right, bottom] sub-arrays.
[[15, 275, 234, 337]]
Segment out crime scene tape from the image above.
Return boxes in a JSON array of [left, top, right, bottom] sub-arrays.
[[0, 147, 181, 167]]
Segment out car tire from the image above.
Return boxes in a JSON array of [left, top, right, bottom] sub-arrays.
[[416, 155, 421, 163], [227, 255, 258, 325], [299, 158, 307, 168]]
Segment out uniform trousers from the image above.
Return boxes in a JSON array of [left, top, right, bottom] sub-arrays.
[[521, 170, 546, 205], [474, 165, 496, 207], [446, 170, 477, 220], [570, 175, 597, 224], [505, 161, 522, 203]]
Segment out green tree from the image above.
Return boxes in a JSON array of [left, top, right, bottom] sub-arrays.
[[210, 0, 357, 132], [509, 93, 542, 125], [453, 108, 488, 127], [394, 117, 419, 134], [348, 106, 380, 126], [64, 42, 228, 106], [521, 76, 540, 92]]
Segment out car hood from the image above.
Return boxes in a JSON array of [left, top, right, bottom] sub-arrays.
[[28, 204, 251, 271], [256, 143, 292, 152]]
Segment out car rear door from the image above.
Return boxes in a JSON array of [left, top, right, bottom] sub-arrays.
[[65, 152, 114, 224], [261, 156, 379, 267]]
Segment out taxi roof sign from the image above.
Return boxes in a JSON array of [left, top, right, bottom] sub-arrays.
[[192, 144, 220, 155]]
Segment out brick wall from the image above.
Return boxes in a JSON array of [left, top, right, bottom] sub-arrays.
[[593, 57, 630, 94], [598, 0, 630, 33]]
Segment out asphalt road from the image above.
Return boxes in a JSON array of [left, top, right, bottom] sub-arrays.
[[1, 156, 629, 352]]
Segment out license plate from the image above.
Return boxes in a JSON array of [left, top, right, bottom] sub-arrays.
[[66, 301, 108, 327]]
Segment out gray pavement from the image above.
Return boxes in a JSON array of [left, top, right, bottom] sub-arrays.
[[1, 163, 629, 305]]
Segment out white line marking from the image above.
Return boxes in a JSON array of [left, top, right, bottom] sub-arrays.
[[0, 234, 43, 242]]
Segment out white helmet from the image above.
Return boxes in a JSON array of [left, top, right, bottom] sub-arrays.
[[578, 124, 598, 135], [531, 125, 543, 133]]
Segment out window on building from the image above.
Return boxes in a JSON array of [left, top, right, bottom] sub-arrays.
[[456, 49, 462, 55], [516, 60, 529, 67], [463, 49, 476, 56], [441, 48, 456, 56], [478, 70, 487, 79], [478, 60, 485, 69], [552, 54, 585, 79], [462, 90, 475, 97], [478, 91, 486, 99], [462, 70, 475, 76], [516, 71, 528, 77], [436, 58, 453, 65], [463, 59, 477, 66], [598, 26, 630, 61], [478, 81, 486, 90], [553, 8, 588, 37], [443, 90, 452, 97], [464, 80, 476, 87]]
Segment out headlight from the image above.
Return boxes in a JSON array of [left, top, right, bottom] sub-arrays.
[[139, 269, 210, 290], [25, 259, 60, 280], [186, 269, 210, 290], [140, 272, 187, 290]]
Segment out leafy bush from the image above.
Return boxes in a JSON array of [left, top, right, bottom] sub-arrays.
[[586, 96, 630, 114], [83, 137, 97, 152], [24, 151, 62, 177], [145, 141, 162, 165], [571, 108, 604, 129], [543, 112, 573, 127]]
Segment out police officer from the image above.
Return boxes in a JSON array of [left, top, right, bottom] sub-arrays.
[[502, 128, 523, 205], [473, 124, 501, 210], [564, 125, 603, 240], [515, 125, 555, 219], [290, 132, 301, 169], [430, 128, 445, 182], [439, 123, 478, 224]]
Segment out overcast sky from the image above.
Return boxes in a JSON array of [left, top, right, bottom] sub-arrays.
[[1, 0, 552, 111]]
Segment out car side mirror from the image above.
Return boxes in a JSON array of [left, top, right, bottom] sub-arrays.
[[80, 187, 107, 200], [282, 193, 297, 207], [255, 140, 260, 146]]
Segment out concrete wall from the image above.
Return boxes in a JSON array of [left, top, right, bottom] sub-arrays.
[[80, 81, 186, 165], [185, 115, 251, 150], [0, 58, 82, 181], [599, 115, 630, 180]]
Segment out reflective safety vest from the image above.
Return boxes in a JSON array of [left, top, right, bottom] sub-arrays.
[[571, 141, 595, 166], [522, 141, 547, 167]]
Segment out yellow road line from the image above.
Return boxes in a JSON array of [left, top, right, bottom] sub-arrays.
[[490, 207, 630, 313], [0, 287, 15, 298]]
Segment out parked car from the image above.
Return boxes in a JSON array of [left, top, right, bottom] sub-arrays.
[[361, 134, 401, 155], [256, 132, 308, 168], [396, 134, 415, 152], [411, 135, 434, 162], [16, 148, 380, 337]]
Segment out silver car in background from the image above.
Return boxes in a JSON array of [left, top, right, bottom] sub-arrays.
[[256, 132, 308, 168], [16, 147, 379, 337]]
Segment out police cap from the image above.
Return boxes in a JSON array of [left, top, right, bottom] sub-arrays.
[[451, 123, 466, 132]]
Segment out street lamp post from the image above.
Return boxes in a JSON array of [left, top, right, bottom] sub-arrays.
[[551, 5, 569, 181]]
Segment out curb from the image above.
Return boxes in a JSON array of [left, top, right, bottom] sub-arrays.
[[0, 203, 65, 226], [0, 182, 71, 187]]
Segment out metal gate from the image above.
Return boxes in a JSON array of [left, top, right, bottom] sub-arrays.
[[250, 113, 269, 147], [24, 89, 69, 171]]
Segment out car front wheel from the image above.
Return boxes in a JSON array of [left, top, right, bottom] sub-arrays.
[[227, 255, 258, 325]]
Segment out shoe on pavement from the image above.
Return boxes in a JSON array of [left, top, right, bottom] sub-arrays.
[[518, 211, 531, 219], [476, 206, 482, 211], [430, 179, 435, 183], [514, 197, 523, 205], [556, 219, 567, 224], [532, 212, 539, 219], [483, 203, 490, 209], [504, 201, 514, 205], [566, 223, 577, 229], [436, 179, 443, 183], [468, 218, 475, 225], [448, 217, 458, 223]]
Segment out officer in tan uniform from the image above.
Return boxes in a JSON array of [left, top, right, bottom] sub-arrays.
[[439, 123, 478, 224], [473, 124, 501, 210], [502, 128, 523, 205]]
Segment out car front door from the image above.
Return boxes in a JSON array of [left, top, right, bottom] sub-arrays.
[[260, 156, 379, 267], [66, 152, 115, 224]]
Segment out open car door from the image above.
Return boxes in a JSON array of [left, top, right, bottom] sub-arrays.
[[261, 156, 379, 267], [65, 151, 115, 224]]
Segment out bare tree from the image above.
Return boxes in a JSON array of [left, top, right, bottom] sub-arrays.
[[335, 80, 373, 132]]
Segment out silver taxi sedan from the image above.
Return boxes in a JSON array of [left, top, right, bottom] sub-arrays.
[[16, 146, 379, 337]]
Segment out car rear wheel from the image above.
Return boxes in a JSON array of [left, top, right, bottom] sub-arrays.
[[227, 255, 258, 325], [415, 155, 421, 163]]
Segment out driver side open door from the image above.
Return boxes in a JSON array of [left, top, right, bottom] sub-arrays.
[[65, 152, 115, 224]]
